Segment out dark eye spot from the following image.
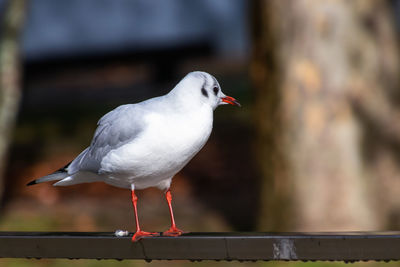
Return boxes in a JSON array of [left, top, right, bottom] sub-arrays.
[[213, 87, 219, 95], [201, 88, 208, 98]]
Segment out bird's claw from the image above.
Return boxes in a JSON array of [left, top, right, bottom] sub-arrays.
[[163, 226, 186, 237], [131, 231, 160, 242]]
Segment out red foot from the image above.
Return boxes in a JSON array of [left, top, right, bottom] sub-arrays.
[[131, 231, 160, 242], [163, 226, 186, 237]]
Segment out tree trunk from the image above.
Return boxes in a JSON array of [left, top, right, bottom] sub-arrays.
[[253, 0, 399, 231], [0, 0, 27, 204]]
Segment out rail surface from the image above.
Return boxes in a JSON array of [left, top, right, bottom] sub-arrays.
[[0, 232, 399, 262]]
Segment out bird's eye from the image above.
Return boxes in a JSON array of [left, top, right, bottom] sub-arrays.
[[213, 87, 219, 95]]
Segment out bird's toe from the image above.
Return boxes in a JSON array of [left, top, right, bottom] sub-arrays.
[[131, 231, 160, 242], [162, 227, 186, 237]]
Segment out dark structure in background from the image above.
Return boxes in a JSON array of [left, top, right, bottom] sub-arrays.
[[22, 0, 249, 61], [21, 0, 249, 102]]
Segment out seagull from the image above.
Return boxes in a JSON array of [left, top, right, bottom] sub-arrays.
[[27, 71, 240, 242]]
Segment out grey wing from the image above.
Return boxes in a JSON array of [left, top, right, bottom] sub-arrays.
[[67, 104, 145, 174]]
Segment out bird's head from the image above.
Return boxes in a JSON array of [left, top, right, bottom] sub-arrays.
[[171, 71, 241, 110]]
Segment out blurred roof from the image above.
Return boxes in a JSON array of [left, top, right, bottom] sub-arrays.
[[18, 0, 249, 61]]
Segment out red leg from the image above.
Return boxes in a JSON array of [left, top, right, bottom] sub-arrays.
[[163, 188, 185, 236], [131, 188, 159, 242]]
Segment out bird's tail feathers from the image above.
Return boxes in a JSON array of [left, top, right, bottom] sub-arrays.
[[26, 171, 69, 186], [27, 161, 72, 186]]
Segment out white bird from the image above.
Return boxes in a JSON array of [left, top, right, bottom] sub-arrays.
[[27, 71, 240, 242]]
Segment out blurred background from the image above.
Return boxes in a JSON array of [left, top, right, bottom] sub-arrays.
[[0, 0, 399, 266]]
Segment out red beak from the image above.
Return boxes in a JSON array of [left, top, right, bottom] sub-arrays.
[[221, 96, 241, 107]]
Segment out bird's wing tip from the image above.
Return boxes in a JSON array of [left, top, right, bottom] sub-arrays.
[[26, 180, 37, 186]]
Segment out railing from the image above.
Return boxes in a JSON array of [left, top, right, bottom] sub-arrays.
[[0, 232, 399, 262]]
